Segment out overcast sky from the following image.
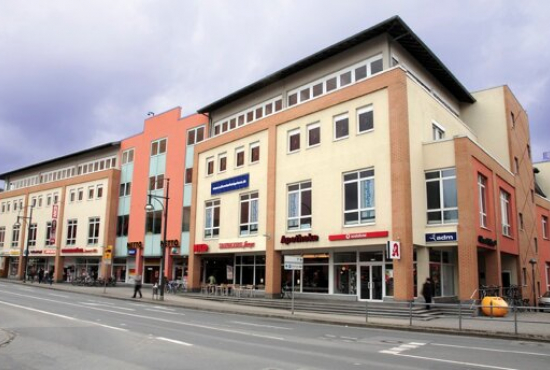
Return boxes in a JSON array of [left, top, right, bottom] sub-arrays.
[[1, 0, 549, 180]]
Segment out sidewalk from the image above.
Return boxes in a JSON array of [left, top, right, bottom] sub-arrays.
[[2, 279, 550, 342]]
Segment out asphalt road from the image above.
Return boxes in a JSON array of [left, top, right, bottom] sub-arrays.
[[0, 282, 549, 370]]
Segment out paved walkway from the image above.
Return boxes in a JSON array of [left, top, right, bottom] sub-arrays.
[[2, 279, 549, 342]]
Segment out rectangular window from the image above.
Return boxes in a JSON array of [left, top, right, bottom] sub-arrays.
[[288, 93, 298, 107], [478, 174, 488, 228], [543, 216, 549, 239], [122, 149, 134, 164], [54, 194, 59, 204], [149, 174, 165, 191], [87, 217, 100, 245], [250, 142, 260, 163], [425, 169, 458, 225], [312, 82, 323, 97], [0, 226, 5, 247], [307, 123, 321, 147], [344, 169, 375, 225], [206, 157, 214, 175], [500, 190, 512, 237], [28, 223, 37, 246], [187, 126, 205, 145], [88, 186, 95, 200], [70, 190, 76, 203], [116, 215, 129, 237], [240, 192, 259, 236], [218, 153, 227, 173], [519, 213, 524, 230], [370, 58, 383, 74], [287, 181, 312, 230], [78, 188, 84, 201], [46, 195, 52, 206], [66, 219, 78, 245], [45, 222, 53, 246], [334, 114, 349, 140], [119, 182, 131, 197], [151, 138, 167, 156], [182, 207, 191, 232], [184, 168, 193, 184], [204, 200, 220, 239], [288, 128, 300, 153], [145, 210, 162, 234], [11, 225, 20, 247], [432, 122, 445, 141], [357, 106, 374, 133], [235, 147, 245, 167]]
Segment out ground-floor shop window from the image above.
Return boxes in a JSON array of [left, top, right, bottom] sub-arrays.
[[429, 249, 456, 297], [113, 258, 127, 282], [333, 252, 357, 295], [9, 260, 19, 278], [234, 254, 265, 287], [303, 254, 329, 293]]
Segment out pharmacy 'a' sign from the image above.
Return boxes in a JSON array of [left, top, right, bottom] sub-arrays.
[[386, 241, 401, 260]]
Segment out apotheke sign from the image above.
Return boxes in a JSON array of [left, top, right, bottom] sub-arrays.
[[211, 174, 249, 195]]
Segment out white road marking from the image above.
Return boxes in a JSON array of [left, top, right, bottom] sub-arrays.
[[145, 308, 185, 315], [0, 300, 128, 332], [48, 293, 70, 298], [0, 290, 284, 341], [395, 353, 519, 370], [431, 343, 550, 357], [80, 302, 136, 311], [152, 306, 175, 311], [156, 337, 193, 347], [231, 321, 293, 330]]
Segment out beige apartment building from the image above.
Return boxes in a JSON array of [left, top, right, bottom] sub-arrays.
[[188, 16, 550, 302]]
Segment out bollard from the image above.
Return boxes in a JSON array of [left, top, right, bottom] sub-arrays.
[[458, 302, 462, 331], [365, 300, 369, 324], [409, 300, 413, 326], [514, 306, 518, 335], [490, 301, 493, 318]]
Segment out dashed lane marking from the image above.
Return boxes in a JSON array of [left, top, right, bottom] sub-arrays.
[[156, 337, 193, 347]]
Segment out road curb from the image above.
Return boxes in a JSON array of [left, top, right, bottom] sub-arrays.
[[2, 279, 550, 343]]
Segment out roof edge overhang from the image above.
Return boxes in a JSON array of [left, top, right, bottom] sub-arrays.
[[198, 15, 474, 114]]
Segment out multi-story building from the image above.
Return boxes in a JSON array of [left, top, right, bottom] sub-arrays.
[[117, 108, 207, 284], [0, 143, 120, 281], [188, 16, 550, 302]]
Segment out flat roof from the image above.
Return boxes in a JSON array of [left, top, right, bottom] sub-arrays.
[[198, 15, 475, 114], [0, 141, 121, 179]]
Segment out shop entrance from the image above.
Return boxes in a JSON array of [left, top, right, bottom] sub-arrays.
[[359, 264, 383, 300]]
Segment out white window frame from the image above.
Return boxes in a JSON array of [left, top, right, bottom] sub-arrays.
[[287, 181, 312, 231], [45, 221, 53, 246], [87, 217, 100, 245], [204, 199, 220, 239], [288, 128, 301, 153], [77, 188, 84, 202], [357, 105, 374, 134], [235, 147, 245, 168], [11, 225, 20, 247], [69, 190, 76, 203], [500, 190, 511, 237], [88, 186, 95, 200], [218, 153, 227, 173], [239, 192, 259, 236], [343, 168, 375, 226], [122, 149, 135, 164], [28, 223, 37, 246], [151, 138, 167, 156], [66, 219, 78, 246], [187, 125, 205, 145], [425, 168, 458, 225], [206, 157, 215, 176], [478, 174, 488, 228], [432, 121, 446, 141], [307, 123, 321, 148], [542, 216, 548, 240], [250, 142, 260, 164], [333, 114, 349, 141], [0, 226, 5, 247]]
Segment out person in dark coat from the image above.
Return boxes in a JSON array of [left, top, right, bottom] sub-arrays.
[[132, 275, 142, 298], [38, 268, 44, 284], [422, 277, 434, 310]]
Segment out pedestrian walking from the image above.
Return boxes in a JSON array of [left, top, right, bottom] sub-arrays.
[[48, 269, 54, 285], [422, 277, 434, 310], [133, 274, 142, 298], [38, 268, 44, 284]]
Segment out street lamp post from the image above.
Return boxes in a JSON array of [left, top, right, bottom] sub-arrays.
[[145, 178, 170, 301], [15, 205, 34, 283], [529, 258, 537, 308]]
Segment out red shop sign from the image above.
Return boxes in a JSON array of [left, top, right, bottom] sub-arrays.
[[193, 244, 209, 253], [328, 231, 389, 241]]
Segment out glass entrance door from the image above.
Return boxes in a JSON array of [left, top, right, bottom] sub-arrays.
[[359, 264, 383, 300]]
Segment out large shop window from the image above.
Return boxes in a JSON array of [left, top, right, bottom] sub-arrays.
[[429, 249, 456, 297], [204, 200, 220, 239], [425, 168, 458, 225], [145, 211, 162, 234], [343, 168, 375, 226], [234, 255, 265, 286], [287, 181, 312, 230], [303, 254, 329, 293], [334, 252, 357, 295], [240, 192, 259, 236]]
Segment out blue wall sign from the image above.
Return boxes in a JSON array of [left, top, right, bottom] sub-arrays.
[[425, 232, 458, 243], [211, 174, 250, 195]]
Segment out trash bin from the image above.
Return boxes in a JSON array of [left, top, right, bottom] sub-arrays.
[[481, 296, 508, 317], [152, 283, 159, 300]]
